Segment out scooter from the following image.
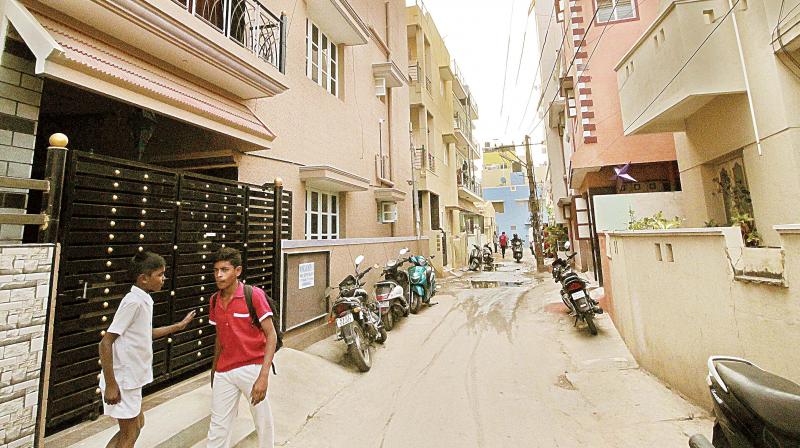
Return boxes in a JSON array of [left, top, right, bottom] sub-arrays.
[[481, 243, 494, 271], [374, 248, 411, 331], [330, 255, 387, 372], [551, 242, 602, 335], [688, 356, 800, 448], [468, 244, 482, 271], [512, 240, 524, 263], [407, 254, 437, 314]]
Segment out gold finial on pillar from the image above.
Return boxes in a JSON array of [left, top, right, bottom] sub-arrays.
[[49, 133, 68, 148], [274, 177, 283, 188]]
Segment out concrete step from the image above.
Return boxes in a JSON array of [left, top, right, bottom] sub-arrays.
[[57, 346, 357, 448]]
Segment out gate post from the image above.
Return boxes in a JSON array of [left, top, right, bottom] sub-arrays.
[[271, 178, 284, 330], [39, 133, 69, 243]]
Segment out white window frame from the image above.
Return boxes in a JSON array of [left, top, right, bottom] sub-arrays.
[[305, 189, 340, 240], [594, 0, 638, 24], [306, 20, 339, 96]]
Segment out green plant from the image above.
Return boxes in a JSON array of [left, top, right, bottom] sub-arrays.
[[714, 175, 761, 247], [627, 209, 682, 230], [704, 219, 719, 227], [543, 223, 568, 256], [730, 211, 762, 247]]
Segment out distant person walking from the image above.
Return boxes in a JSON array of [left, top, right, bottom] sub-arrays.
[[493, 232, 499, 253], [208, 248, 278, 448], [98, 252, 194, 448], [499, 231, 508, 259]]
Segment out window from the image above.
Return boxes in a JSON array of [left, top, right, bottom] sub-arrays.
[[595, 0, 637, 23], [305, 189, 340, 239], [306, 20, 339, 96], [492, 201, 505, 214], [510, 186, 517, 192], [555, 0, 566, 22]]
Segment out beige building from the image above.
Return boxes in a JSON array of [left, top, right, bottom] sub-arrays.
[[406, 0, 482, 273], [616, 0, 800, 246]]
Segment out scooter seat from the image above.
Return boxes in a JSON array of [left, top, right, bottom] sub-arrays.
[[716, 360, 800, 437]]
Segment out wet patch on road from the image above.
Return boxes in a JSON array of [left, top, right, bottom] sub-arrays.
[[543, 302, 569, 314], [469, 279, 526, 288], [555, 373, 577, 390]]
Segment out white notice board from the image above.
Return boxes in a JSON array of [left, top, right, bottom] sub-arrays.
[[298, 262, 315, 289]]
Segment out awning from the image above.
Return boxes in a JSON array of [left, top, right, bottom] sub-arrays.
[[374, 187, 406, 202], [299, 165, 369, 192], [6, 1, 276, 148]]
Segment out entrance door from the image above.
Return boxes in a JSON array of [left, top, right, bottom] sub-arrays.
[[715, 157, 752, 225]]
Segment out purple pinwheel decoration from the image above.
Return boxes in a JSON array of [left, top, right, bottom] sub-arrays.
[[611, 162, 636, 182]]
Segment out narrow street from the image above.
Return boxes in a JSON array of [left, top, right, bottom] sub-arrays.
[[275, 259, 711, 448]]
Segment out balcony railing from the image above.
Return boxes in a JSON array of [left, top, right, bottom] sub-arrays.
[[375, 154, 391, 181], [457, 170, 481, 197], [172, 0, 285, 71]]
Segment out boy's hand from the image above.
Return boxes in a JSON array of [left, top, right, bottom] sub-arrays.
[[250, 376, 268, 406], [104, 382, 121, 405], [177, 311, 196, 331]]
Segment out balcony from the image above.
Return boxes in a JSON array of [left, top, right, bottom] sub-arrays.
[[615, 0, 745, 135], [773, 0, 800, 52], [457, 171, 483, 203], [39, 0, 288, 99], [453, 100, 474, 149], [452, 60, 467, 100]]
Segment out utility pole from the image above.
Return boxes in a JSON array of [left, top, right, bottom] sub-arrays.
[[524, 135, 545, 272]]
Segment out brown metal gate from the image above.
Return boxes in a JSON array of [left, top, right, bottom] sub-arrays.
[[46, 151, 291, 430]]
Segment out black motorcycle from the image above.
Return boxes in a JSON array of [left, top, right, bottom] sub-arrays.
[[551, 242, 602, 335], [512, 239, 524, 263], [688, 356, 800, 448], [330, 255, 387, 372], [481, 243, 494, 271]]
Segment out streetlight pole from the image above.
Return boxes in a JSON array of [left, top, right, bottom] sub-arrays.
[[524, 135, 545, 272]]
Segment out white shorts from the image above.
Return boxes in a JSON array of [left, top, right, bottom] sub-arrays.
[[100, 384, 143, 420]]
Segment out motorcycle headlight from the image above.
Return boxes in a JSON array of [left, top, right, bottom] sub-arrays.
[[411, 272, 422, 281]]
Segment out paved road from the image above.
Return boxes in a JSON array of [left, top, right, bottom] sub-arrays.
[[277, 260, 711, 447]]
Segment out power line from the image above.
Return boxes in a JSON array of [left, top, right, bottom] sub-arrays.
[[520, 0, 615, 136], [514, 2, 559, 131], [513, 6, 535, 87], [499, 0, 517, 117]]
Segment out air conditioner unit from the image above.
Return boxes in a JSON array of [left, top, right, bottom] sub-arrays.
[[375, 78, 387, 97], [380, 201, 398, 223]]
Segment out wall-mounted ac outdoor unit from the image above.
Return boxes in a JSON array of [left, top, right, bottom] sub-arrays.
[[375, 78, 387, 97], [380, 201, 398, 223]]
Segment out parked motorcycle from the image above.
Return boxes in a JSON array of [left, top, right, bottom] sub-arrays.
[[688, 356, 800, 448], [374, 248, 411, 331], [481, 243, 494, 271], [551, 242, 602, 335], [407, 254, 437, 314], [512, 239, 524, 263], [330, 255, 387, 372], [468, 244, 495, 271]]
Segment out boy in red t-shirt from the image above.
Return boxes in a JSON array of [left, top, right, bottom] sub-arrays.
[[207, 248, 278, 448]]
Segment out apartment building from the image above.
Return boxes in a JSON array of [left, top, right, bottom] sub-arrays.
[[406, 0, 482, 272], [616, 0, 800, 246], [534, 0, 681, 274], [0, 0, 418, 440]]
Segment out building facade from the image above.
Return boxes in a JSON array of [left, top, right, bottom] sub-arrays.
[[406, 0, 482, 272], [534, 0, 681, 275], [616, 0, 800, 247]]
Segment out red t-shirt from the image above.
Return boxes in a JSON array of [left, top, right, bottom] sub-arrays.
[[499, 234, 508, 246], [209, 283, 273, 373]]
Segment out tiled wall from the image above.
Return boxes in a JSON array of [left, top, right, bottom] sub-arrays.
[[0, 244, 53, 448], [0, 32, 43, 242]]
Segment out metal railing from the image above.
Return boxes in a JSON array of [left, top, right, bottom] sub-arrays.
[[409, 63, 420, 83], [0, 176, 50, 227], [172, 0, 285, 72], [425, 75, 432, 93], [375, 154, 390, 181], [457, 170, 481, 197]]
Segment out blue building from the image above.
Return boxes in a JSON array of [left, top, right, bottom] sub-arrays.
[[483, 171, 531, 240]]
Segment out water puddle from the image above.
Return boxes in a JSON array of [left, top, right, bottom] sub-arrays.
[[470, 280, 525, 288]]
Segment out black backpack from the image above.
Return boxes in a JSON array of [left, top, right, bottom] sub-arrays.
[[211, 283, 284, 373]]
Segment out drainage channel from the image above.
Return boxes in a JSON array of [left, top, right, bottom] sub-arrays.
[[470, 280, 526, 288]]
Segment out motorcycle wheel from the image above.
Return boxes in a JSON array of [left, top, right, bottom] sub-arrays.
[[410, 292, 422, 314], [349, 325, 372, 372], [382, 311, 394, 331], [469, 259, 479, 271], [585, 315, 598, 335], [376, 327, 388, 345]]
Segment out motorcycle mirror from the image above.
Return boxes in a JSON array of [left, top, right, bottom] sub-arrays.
[[400, 248, 409, 255], [323, 286, 332, 298], [354, 255, 365, 266], [564, 241, 571, 251], [430, 255, 436, 259]]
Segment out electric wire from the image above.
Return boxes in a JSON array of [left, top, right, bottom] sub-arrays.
[[499, 0, 517, 117]]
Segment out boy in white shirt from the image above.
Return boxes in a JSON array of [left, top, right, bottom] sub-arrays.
[[98, 252, 195, 448]]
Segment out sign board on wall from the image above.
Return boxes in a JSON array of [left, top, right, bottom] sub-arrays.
[[299, 262, 315, 289]]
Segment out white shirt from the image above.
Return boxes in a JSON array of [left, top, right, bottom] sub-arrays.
[[101, 286, 154, 389]]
